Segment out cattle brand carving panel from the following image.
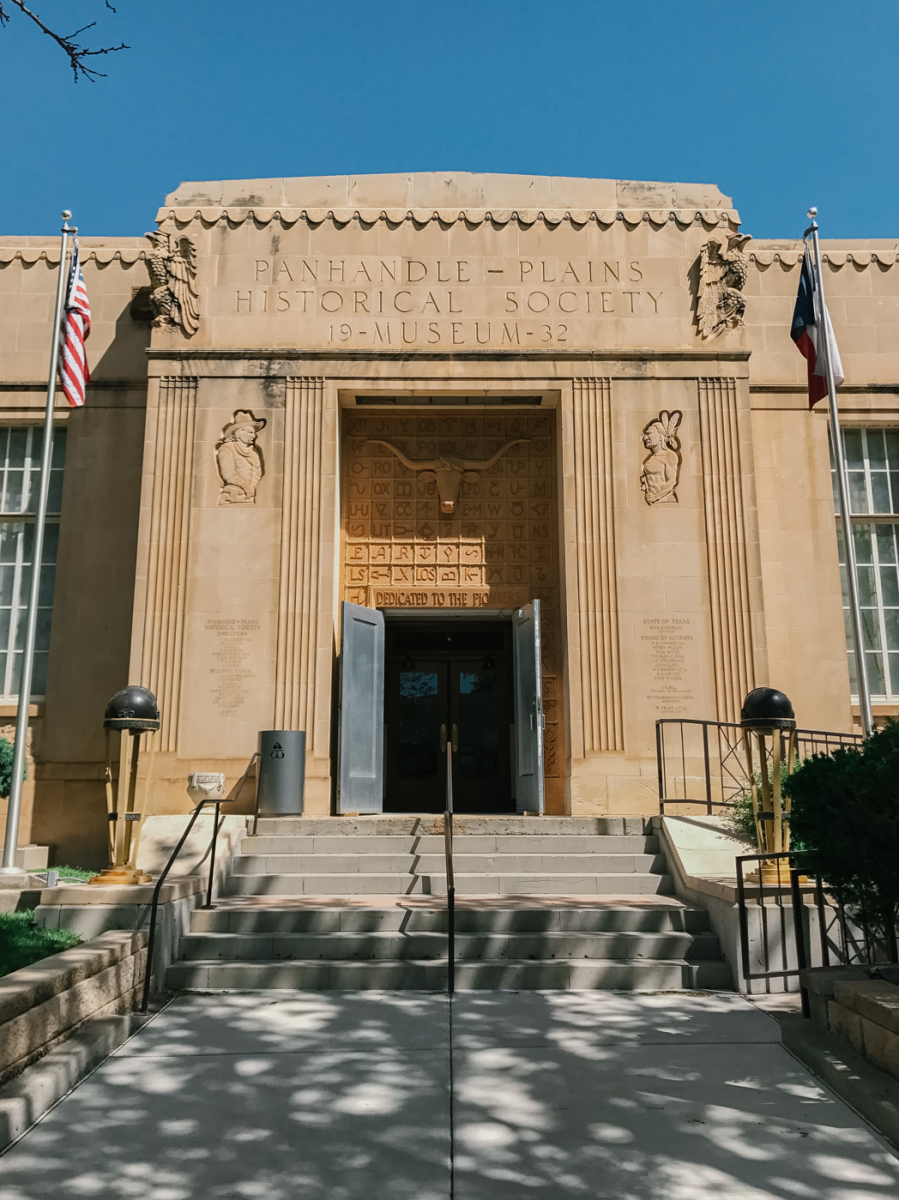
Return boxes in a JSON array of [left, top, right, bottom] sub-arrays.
[[341, 410, 563, 782]]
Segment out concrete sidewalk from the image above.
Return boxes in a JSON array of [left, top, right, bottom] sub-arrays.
[[0, 991, 897, 1199]]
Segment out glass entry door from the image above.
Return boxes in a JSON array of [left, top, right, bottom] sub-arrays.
[[384, 622, 514, 813]]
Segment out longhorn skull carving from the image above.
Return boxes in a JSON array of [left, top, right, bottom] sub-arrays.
[[367, 438, 529, 513]]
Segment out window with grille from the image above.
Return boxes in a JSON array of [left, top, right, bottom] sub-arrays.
[[833, 428, 899, 700], [0, 427, 66, 701]]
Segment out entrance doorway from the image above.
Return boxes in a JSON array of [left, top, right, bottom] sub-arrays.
[[384, 622, 513, 814], [336, 600, 544, 815]]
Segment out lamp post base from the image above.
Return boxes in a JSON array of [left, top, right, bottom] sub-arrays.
[[88, 866, 152, 886], [745, 861, 808, 887]]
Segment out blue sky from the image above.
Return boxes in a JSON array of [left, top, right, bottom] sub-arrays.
[[0, 0, 896, 240]]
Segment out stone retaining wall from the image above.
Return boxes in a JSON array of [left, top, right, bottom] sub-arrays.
[[802, 966, 899, 1083], [0, 930, 147, 1086]]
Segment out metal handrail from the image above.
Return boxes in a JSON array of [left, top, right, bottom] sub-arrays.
[[444, 729, 456, 995], [139, 753, 259, 1013]]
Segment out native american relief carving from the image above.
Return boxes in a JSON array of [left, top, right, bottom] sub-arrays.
[[366, 438, 528, 514], [216, 410, 266, 506], [640, 410, 682, 506], [144, 230, 200, 336], [697, 233, 753, 338]]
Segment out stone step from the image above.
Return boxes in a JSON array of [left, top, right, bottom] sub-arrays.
[[241, 834, 661, 855], [189, 904, 711, 934], [176, 930, 724, 962], [165, 957, 733, 991], [230, 852, 668, 876], [225, 872, 676, 896], [251, 816, 652, 837]]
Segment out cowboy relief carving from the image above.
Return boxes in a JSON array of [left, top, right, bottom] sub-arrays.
[[216, 410, 266, 506], [366, 438, 528, 514], [640, 410, 682, 506]]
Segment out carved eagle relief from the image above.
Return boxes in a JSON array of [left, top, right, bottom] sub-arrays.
[[144, 230, 200, 336], [697, 233, 752, 339]]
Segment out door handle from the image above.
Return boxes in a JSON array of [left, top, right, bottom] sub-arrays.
[[452, 724, 459, 753], [440, 724, 447, 753]]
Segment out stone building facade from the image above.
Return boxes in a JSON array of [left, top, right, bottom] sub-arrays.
[[1, 172, 895, 864]]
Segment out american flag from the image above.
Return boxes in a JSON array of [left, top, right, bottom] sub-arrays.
[[59, 242, 91, 407]]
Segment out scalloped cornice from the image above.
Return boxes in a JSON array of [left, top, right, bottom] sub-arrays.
[[750, 249, 899, 268], [153, 206, 740, 230], [0, 247, 145, 266]]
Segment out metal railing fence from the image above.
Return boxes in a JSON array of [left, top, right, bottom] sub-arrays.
[[736, 849, 899, 1014], [656, 718, 864, 816]]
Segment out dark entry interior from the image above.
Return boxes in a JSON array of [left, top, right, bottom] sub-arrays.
[[384, 620, 514, 814]]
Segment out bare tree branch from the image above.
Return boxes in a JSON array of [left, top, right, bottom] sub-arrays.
[[0, 0, 128, 81]]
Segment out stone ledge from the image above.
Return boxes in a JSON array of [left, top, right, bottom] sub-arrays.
[[0, 930, 146, 1025], [781, 1016, 899, 1152], [0, 1012, 149, 1153], [35, 878, 203, 906], [0, 948, 147, 1083]]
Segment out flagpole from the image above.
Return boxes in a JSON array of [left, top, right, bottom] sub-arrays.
[[0, 212, 74, 875], [805, 207, 875, 738]]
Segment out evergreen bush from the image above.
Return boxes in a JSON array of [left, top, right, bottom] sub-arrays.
[[785, 720, 899, 955], [0, 734, 25, 800]]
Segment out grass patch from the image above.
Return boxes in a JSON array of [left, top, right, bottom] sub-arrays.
[[54, 866, 93, 882], [0, 911, 81, 978]]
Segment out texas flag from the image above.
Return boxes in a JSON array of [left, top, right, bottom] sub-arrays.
[[791, 248, 844, 409]]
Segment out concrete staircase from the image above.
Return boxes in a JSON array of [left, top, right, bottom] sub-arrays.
[[225, 816, 674, 897], [165, 816, 732, 991]]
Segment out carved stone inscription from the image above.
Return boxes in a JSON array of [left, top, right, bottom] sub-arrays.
[[220, 255, 667, 349], [205, 618, 261, 718], [342, 412, 563, 781], [636, 617, 702, 717]]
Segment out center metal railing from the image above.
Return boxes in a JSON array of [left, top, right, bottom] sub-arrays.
[[139, 752, 259, 1013], [441, 721, 456, 994]]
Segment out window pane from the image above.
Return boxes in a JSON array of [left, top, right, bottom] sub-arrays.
[[890, 472, 899, 514], [861, 606, 882, 650], [853, 524, 874, 564], [6, 429, 27, 471], [848, 471, 869, 514], [844, 429, 865, 470], [871, 473, 891, 513], [876, 524, 897, 563], [0, 513, 61, 701], [30, 652, 48, 698], [884, 608, 899, 653], [886, 431, 899, 470], [858, 566, 877, 607], [868, 429, 887, 467], [866, 651, 886, 697], [880, 564, 899, 608]]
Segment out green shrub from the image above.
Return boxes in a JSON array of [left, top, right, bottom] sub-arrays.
[[785, 720, 899, 948], [0, 734, 26, 800], [0, 911, 80, 978]]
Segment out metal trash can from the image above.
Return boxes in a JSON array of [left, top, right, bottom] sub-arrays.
[[256, 730, 305, 816]]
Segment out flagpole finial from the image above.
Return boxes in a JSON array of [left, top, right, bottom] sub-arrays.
[[807, 207, 817, 219], [61, 210, 72, 221]]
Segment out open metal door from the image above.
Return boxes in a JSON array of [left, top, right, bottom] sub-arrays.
[[512, 600, 545, 814], [337, 601, 385, 814]]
